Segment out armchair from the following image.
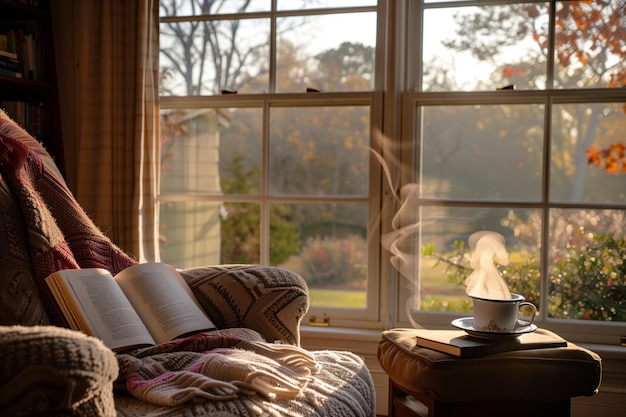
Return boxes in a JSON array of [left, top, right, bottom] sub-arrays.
[[0, 110, 375, 416]]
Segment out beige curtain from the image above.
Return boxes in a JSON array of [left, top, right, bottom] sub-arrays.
[[73, 0, 160, 262]]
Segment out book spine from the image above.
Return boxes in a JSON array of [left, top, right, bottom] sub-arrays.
[[0, 49, 18, 60], [0, 33, 8, 52], [0, 22, 44, 81], [0, 67, 22, 78], [0, 56, 22, 72], [24, 31, 35, 80]]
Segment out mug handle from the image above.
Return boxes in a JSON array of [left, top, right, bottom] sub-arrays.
[[516, 301, 537, 328]]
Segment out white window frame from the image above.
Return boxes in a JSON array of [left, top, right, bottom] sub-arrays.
[[397, 89, 626, 344], [160, 92, 385, 327], [160, 0, 626, 344], [159, 1, 388, 328]]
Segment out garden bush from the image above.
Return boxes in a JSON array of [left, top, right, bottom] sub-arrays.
[[424, 210, 626, 321]]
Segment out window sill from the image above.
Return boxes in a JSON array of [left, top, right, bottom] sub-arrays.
[[301, 325, 383, 342], [301, 325, 626, 356], [579, 342, 626, 360]]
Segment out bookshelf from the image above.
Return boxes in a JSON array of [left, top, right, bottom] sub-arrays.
[[0, 0, 64, 173]]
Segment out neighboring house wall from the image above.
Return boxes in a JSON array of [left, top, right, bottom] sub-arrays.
[[160, 110, 224, 268]]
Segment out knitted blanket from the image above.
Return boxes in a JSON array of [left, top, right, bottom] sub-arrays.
[[116, 328, 318, 407], [0, 114, 136, 327], [115, 339, 375, 417]]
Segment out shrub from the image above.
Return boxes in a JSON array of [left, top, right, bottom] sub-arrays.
[[298, 235, 367, 287], [424, 210, 626, 321]]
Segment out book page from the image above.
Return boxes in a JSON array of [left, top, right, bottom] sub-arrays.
[[52, 269, 156, 351], [114, 263, 216, 344]]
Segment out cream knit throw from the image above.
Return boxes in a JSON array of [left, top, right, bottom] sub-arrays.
[[117, 328, 318, 407]]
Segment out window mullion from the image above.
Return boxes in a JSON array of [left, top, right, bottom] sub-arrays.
[[260, 100, 271, 264], [538, 95, 553, 327], [546, 0, 557, 90], [269, 0, 277, 94]]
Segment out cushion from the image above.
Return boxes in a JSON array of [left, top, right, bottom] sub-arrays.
[[180, 265, 309, 345], [378, 328, 602, 402], [0, 325, 118, 417]]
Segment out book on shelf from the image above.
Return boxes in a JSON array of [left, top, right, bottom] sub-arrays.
[[414, 328, 567, 358], [0, 33, 16, 58], [0, 67, 21, 78], [45, 262, 217, 352], [0, 55, 22, 72], [0, 49, 18, 59], [0, 21, 43, 81]]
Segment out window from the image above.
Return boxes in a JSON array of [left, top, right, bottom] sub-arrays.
[[399, 0, 626, 343], [159, 0, 383, 327], [159, 0, 626, 341]]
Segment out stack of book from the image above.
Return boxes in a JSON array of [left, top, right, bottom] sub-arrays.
[[414, 328, 567, 358], [0, 22, 41, 80], [0, 46, 22, 78]]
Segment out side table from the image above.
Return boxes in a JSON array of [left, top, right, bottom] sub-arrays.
[[378, 328, 602, 417]]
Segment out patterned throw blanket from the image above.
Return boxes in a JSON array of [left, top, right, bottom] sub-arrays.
[[116, 328, 318, 407]]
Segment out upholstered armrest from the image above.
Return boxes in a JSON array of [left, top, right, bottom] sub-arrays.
[[179, 265, 309, 346], [0, 325, 118, 417]]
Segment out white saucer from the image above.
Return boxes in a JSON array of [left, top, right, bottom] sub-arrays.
[[451, 317, 537, 339]]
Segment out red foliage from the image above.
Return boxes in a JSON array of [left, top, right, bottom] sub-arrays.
[[587, 143, 626, 174]]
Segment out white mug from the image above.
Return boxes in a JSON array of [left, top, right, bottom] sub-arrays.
[[470, 293, 537, 333]]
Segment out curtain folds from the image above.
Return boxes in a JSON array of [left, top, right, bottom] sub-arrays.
[[74, 0, 160, 262]]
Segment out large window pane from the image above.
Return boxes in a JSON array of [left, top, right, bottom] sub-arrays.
[[419, 104, 544, 201], [422, 3, 548, 91], [160, 201, 224, 268], [554, 1, 626, 89], [277, 12, 376, 92], [161, 109, 224, 195], [269, 106, 370, 196], [219, 108, 263, 196], [160, 201, 262, 268], [279, 203, 368, 308], [160, 0, 270, 15], [220, 202, 261, 264], [160, 19, 269, 95], [160, 108, 262, 196], [278, 0, 376, 10], [550, 102, 626, 203], [548, 208, 626, 322]]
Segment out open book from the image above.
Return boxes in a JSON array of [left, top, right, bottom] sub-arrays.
[[45, 263, 216, 352], [415, 328, 567, 358]]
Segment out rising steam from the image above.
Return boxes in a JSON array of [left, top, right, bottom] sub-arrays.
[[464, 231, 511, 300], [371, 129, 512, 328]]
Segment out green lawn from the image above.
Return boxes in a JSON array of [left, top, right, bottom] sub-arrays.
[[305, 249, 530, 313], [307, 257, 467, 310], [308, 288, 366, 307]]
